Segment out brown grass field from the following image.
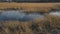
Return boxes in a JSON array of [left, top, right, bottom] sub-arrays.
[[0, 3, 60, 12]]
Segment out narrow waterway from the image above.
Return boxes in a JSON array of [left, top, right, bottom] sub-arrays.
[[0, 10, 60, 21], [0, 10, 45, 21]]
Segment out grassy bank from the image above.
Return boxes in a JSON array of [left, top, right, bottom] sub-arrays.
[[0, 3, 60, 12], [0, 15, 60, 34]]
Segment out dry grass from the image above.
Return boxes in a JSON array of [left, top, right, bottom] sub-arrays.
[[0, 3, 60, 12], [0, 15, 60, 34]]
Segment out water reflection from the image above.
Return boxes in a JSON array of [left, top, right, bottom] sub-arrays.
[[0, 10, 44, 21]]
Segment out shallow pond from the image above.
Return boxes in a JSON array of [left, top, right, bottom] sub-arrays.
[[0, 10, 60, 21], [0, 10, 45, 21]]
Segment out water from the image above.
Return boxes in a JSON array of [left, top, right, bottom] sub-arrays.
[[49, 11, 60, 16], [0, 10, 60, 21], [0, 10, 44, 21]]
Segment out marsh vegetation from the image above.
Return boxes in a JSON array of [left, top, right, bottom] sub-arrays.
[[0, 3, 60, 34]]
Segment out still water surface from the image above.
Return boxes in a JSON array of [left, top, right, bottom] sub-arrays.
[[0, 10, 60, 21], [0, 10, 44, 21]]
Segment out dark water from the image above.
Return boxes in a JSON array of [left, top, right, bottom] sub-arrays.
[[0, 10, 44, 21]]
